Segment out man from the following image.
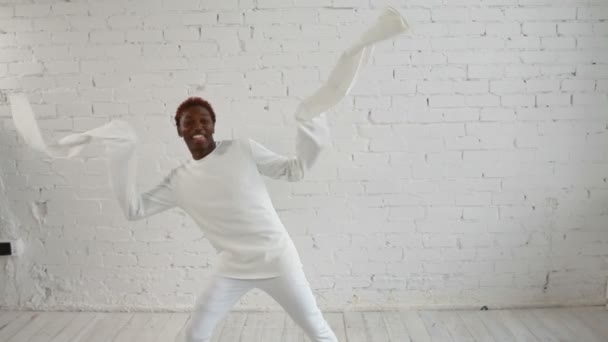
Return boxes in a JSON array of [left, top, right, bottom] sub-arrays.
[[119, 97, 336, 341]]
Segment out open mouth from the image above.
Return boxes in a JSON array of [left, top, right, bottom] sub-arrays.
[[192, 134, 206, 143]]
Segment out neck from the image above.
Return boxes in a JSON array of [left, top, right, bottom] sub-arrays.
[[191, 140, 217, 160]]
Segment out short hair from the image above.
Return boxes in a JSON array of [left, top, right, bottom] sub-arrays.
[[174, 97, 216, 127]]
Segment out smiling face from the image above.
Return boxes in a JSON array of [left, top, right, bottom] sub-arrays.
[[177, 105, 216, 157]]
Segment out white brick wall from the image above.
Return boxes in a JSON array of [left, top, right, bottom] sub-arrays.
[[0, 0, 607, 311]]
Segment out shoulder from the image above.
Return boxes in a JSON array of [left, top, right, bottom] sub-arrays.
[[165, 157, 198, 181], [230, 138, 270, 160], [231, 138, 255, 153]]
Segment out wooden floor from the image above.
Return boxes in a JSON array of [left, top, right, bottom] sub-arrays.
[[0, 306, 606, 341]]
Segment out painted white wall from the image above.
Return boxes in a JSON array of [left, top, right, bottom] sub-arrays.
[[0, 0, 607, 311]]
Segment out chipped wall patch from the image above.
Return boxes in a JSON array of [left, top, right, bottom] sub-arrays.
[[30, 201, 48, 225]]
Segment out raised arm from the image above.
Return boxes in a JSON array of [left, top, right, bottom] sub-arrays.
[[247, 8, 407, 179], [8, 93, 177, 221], [248, 114, 330, 182]]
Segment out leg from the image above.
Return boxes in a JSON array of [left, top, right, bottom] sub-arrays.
[[186, 276, 254, 342], [258, 269, 338, 342]]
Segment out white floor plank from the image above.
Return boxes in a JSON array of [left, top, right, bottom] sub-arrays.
[[344, 311, 369, 342], [382, 311, 412, 341], [216, 312, 247, 342], [571, 307, 608, 339], [174, 314, 192, 342], [153, 313, 190, 342], [435, 310, 475, 342], [112, 312, 155, 342], [136, 313, 174, 341], [210, 313, 227, 342], [400, 310, 432, 342], [363, 311, 391, 341], [176, 312, 229, 342], [7, 312, 53, 342], [496, 310, 539, 342], [325, 312, 346, 342], [531, 308, 580, 341], [458, 311, 496, 342], [516, 309, 560, 342], [27, 312, 75, 342], [281, 314, 307, 342], [0, 312, 20, 330], [239, 312, 264, 341], [0, 312, 38, 341], [239, 311, 284, 341], [418, 310, 454, 342], [554, 308, 604, 342], [77, 312, 133, 342], [478, 310, 517, 342], [258, 312, 285, 342], [567, 307, 608, 341], [49, 312, 101, 342]]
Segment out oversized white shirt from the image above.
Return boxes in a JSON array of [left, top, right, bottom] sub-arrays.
[[110, 116, 329, 278]]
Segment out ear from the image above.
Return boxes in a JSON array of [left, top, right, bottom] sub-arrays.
[[176, 125, 183, 137]]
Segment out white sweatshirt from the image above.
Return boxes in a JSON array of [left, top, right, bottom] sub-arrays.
[[109, 116, 330, 279]]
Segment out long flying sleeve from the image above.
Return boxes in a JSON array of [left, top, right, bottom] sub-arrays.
[[8, 94, 176, 221], [249, 8, 408, 181]]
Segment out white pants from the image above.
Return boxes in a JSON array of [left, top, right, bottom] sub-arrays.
[[186, 268, 338, 342]]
